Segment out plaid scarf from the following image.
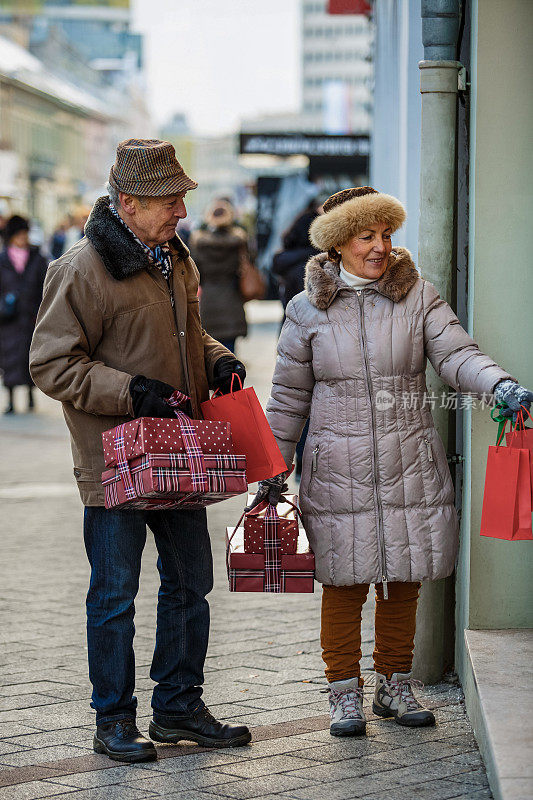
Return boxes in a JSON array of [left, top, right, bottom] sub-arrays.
[[108, 203, 173, 280]]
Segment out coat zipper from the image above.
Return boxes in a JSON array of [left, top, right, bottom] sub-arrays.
[[424, 437, 434, 462], [356, 290, 388, 599], [312, 444, 319, 472]]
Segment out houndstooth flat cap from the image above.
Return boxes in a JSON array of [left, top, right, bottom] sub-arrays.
[[108, 138, 198, 196]]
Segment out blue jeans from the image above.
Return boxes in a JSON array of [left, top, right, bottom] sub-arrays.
[[83, 506, 213, 726]]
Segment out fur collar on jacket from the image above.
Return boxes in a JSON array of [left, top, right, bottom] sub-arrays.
[[304, 247, 419, 310], [84, 195, 189, 281]]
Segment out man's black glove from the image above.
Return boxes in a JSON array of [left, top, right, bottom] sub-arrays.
[[245, 473, 288, 511], [212, 356, 246, 395], [129, 375, 178, 419]]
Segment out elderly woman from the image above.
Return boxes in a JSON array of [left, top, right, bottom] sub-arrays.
[[250, 187, 533, 736]]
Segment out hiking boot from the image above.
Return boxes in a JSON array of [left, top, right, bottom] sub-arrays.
[[93, 718, 157, 763], [373, 672, 435, 727], [149, 706, 251, 748], [328, 677, 366, 737]]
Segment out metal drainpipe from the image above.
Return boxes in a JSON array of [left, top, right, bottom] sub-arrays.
[[412, 0, 463, 685]]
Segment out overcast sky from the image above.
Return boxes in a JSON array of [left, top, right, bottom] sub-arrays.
[[131, 0, 301, 136]]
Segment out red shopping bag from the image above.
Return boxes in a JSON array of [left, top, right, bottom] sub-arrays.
[[505, 409, 533, 493], [480, 421, 532, 541], [201, 376, 288, 484]]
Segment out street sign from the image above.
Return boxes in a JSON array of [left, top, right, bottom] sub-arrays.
[[239, 133, 370, 159]]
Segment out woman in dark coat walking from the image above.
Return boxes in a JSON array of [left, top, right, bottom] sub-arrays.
[[189, 200, 248, 354], [0, 215, 48, 413], [272, 199, 322, 310]]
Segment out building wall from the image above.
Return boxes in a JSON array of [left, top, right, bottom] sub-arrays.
[[456, 0, 533, 659], [370, 0, 422, 258], [301, 0, 372, 133], [0, 78, 86, 227]]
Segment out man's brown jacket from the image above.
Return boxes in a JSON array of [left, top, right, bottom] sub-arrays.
[[29, 196, 231, 505]]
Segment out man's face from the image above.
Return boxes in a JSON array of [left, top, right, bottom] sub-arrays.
[[120, 193, 187, 247]]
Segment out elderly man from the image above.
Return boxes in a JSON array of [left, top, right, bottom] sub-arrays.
[[29, 139, 250, 762]]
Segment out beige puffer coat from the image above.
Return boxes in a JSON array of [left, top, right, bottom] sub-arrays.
[[266, 249, 512, 586]]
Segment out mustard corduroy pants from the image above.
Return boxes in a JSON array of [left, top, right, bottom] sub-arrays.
[[321, 581, 421, 683]]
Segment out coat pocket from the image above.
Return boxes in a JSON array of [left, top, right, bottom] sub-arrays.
[[422, 435, 445, 487], [73, 467, 94, 483], [306, 443, 320, 492], [420, 430, 454, 504]]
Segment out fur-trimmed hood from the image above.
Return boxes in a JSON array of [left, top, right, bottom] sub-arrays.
[[304, 247, 419, 310], [84, 195, 189, 281]]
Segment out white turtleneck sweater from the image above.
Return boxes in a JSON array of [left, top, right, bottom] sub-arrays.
[[339, 259, 377, 289]]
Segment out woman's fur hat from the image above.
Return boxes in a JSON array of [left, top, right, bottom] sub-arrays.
[[309, 186, 406, 253]]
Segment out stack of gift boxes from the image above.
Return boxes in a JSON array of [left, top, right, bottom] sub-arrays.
[[101, 416, 247, 511], [226, 495, 315, 593]]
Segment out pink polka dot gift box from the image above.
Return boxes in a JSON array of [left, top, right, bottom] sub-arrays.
[[102, 417, 234, 468], [243, 495, 300, 554]]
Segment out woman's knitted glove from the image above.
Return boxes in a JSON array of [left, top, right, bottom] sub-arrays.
[[245, 472, 288, 511], [493, 379, 533, 424]]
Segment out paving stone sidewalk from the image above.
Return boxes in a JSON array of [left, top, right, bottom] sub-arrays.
[[0, 304, 492, 799]]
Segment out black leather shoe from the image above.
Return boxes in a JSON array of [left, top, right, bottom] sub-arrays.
[[93, 718, 157, 763], [149, 706, 251, 748]]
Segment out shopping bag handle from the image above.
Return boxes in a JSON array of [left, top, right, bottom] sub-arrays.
[[246, 496, 303, 525], [226, 509, 247, 576], [507, 406, 533, 446], [213, 373, 243, 400], [493, 403, 533, 447]]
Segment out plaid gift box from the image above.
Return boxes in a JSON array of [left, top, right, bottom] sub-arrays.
[[226, 525, 315, 593], [243, 495, 300, 554], [102, 417, 233, 467], [103, 452, 247, 510]]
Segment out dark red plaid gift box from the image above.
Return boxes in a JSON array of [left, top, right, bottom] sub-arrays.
[[102, 417, 233, 467], [226, 527, 314, 593], [226, 498, 314, 593], [243, 495, 300, 554], [103, 452, 247, 510]]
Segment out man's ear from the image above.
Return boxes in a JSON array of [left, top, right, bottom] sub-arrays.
[[119, 192, 136, 217]]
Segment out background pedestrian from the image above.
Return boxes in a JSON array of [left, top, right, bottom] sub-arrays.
[[0, 214, 48, 414], [272, 196, 322, 311], [189, 199, 249, 355], [49, 217, 69, 260]]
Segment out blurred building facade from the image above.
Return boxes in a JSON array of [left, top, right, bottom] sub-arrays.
[[0, 0, 150, 236], [301, 0, 372, 134], [161, 0, 374, 228], [370, 0, 422, 258]]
